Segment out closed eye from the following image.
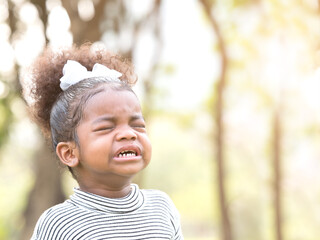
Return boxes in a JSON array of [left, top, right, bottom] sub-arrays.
[[93, 126, 114, 132], [132, 124, 145, 128], [130, 115, 146, 129], [131, 120, 146, 129], [132, 124, 146, 133]]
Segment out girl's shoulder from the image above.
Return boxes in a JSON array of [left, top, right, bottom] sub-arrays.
[[30, 201, 73, 239], [141, 188, 171, 200], [37, 201, 70, 219], [33, 200, 75, 227], [140, 188, 183, 238], [140, 188, 177, 209]]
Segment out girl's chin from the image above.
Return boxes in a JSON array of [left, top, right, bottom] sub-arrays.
[[114, 164, 147, 177]]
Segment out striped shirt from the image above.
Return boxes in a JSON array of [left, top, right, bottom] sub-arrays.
[[31, 184, 183, 239]]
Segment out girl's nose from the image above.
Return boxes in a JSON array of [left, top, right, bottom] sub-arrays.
[[116, 126, 137, 141]]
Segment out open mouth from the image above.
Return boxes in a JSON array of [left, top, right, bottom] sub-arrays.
[[115, 145, 141, 159], [118, 150, 137, 158]]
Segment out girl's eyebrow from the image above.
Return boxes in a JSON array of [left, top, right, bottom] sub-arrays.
[[130, 114, 145, 121], [92, 116, 115, 124], [92, 114, 145, 124]]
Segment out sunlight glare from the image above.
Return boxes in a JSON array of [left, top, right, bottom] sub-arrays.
[[302, 0, 319, 9], [14, 26, 45, 66], [0, 81, 9, 99], [19, 2, 38, 24], [46, 0, 61, 12], [129, 0, 154, 20], [304, 68, 320, 111], [159, 0, 216, 110], [78, 0, 95, 21], [47, 6, 72, 47], [10, 0, 24, 6], [134, 30, 155, 76], [10, 118, 40, 149], [0, 41, 15, 72], [48, 6, 70, 30], [0, 23, 11, 41], [0, 1, 9, 22]]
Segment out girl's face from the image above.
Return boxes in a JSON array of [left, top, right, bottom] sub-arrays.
[[73, 88, 152, 188]]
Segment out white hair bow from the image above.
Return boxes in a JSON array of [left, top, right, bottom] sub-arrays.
[[60, 60, 122, 91]]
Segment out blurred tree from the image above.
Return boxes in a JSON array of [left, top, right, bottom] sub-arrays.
[[30, 0, 48, 43], [0, 2, 61, 240], [0, 1, 19, 148], [61, 0, 107, 44], [199, 0, 232, 240], [272, 106, 283, 240], [0, 82, 15, 147], [20, 141, 65, 240], [16, 1, 65, 239]]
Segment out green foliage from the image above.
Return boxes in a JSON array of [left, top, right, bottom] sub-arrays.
[[0, 81, 15, 148], [143, 113, 217, 238], [232, 0, 256, 7]]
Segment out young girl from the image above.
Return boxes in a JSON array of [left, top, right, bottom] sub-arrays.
[[24, 44, 183, 240]]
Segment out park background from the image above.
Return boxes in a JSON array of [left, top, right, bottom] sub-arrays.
[[1, 0, 320, 239]]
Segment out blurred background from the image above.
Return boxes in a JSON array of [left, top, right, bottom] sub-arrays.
[[0, 0, 320, 239]]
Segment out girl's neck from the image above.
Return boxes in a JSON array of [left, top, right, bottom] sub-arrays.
[[76, 173, 134, 198], [78, 182, 132, 198]]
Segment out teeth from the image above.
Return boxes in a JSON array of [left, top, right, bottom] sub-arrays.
[[118, 151, 137, 158]]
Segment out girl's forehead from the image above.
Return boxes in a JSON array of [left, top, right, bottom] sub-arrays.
[[82, 89, 142, 119]]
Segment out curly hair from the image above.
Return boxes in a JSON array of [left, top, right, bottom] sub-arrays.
[[23, 43, 137, 151]]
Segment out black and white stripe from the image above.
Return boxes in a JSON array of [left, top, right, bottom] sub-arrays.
[[31, 184, 183, 239]]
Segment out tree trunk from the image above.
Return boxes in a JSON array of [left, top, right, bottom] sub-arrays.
[[61, 0, 107, 45], [20, 141, 65, 240], [272, 108, 283, 240], [7, 1, 65, 239], [198, 1, 232, 240], [30, 0, 49, 43]]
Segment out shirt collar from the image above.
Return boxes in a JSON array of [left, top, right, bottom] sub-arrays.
[[69, 184, 144, 214]]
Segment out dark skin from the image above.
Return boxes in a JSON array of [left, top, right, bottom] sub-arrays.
[[56, 88, 152, 198]]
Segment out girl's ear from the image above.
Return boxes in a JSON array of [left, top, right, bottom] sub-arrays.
[[56, 142, 79, 167]]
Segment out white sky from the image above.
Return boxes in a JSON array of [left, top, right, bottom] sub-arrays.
[[151, 0, 218, 111]]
